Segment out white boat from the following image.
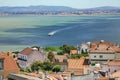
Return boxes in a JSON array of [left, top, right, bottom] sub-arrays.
[[48, 32, 54, 36]]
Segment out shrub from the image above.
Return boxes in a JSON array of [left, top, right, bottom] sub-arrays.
[[52, 65, 61, 72]]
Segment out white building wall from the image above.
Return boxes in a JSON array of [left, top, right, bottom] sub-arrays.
[[115, 53, 120, 59], [89, 53, 115, 63], [18, 54, 28, 69]]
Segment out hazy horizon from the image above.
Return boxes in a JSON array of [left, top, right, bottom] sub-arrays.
[[0, 0, 120, 9]]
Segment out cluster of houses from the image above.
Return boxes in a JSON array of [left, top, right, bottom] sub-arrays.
[[0, 40, 120, 80]]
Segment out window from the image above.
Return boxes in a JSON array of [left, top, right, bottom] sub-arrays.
[[63, 59, 67, 62], [0, 59, 4, 70], [94, 55, 96, 58], [55, 59, 59, 62], [0, 75, 4, 80], [99, 55, 103, 58]]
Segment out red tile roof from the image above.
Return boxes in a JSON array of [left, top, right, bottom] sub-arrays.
[[112, 70, 120, 78], [67, 57, 88, 75], [0, 52, 19, 72], [20, 47, 33, 55], [89, 41, 120, 53], [104, 60, 120, 66], [54, 55, 67, 62]]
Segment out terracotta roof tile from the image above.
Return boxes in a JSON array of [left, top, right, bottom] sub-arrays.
[[68, 57, 85, 70], [0, 52, 19, 72], [104, 60, 120, 66], [112, 70, 120, 78], [54, 55, 67, 62], [50, 74, 64, 80], [20, 47, 33, 55], [89, 41, 120, 53], [67, 57, 88, 75]]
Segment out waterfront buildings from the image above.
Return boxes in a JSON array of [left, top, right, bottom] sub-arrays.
[[80, 40, 120, 63]]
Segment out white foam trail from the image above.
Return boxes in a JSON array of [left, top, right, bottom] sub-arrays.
[[48, 26, 78, 35]]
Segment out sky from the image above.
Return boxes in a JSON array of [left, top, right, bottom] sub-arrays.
[[0, 0, 120, 9]]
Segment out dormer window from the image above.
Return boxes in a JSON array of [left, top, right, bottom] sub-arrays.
[[55, 59, 59, 62], [95, 48, 98, 50], [63, 59, 67, 62]]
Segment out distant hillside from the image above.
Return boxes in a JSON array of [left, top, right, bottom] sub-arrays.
[[86, 6, 120, 10], [0, 6, 120, 15], [0, 5, 77, 12]]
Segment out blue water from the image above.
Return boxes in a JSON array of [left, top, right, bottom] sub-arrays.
[[0, 15, 120, 51]]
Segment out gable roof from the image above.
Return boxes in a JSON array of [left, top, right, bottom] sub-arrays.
[[67, 57, 89, 75], [54, 55, 67, 62], [20, 47, 33, 55], [89, 41, 120, 53], [68, 57, 85, 70]]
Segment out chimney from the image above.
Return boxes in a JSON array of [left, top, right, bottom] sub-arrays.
[[87, 42, 92, 48], [95, 48, 98, 50], [106, 47, 109, 51], [7, 52, 10, 56], [97, 44, 99, 48]]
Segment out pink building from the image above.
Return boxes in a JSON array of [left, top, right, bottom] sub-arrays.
[[18, 47, 45, 69], [101, 59, 120, 74]]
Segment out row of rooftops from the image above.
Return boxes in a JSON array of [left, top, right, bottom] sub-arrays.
[[1, 40, 120, 79], [54, 54, 89, 75], [86, 40, 120, 53], [103, 59, 120, 66]]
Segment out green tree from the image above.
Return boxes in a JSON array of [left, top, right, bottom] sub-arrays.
[[60, 44, 76, 53], [45, 46, 60, 52], [43, 61, 53, 71], [12, 51, 19, 54], [48, 52, 54, 62], [52, 65, 61, 73], [24, 68, 31, 73], [31, 61, 43, 72], [20, 68, 31, 73], [57, 51, 64, 55], [67, 54, 88, 59]]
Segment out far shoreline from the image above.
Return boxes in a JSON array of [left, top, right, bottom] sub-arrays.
[[0, 13, 120, 17]]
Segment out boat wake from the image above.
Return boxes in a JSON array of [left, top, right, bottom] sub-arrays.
[[48, 26, 78, 36]]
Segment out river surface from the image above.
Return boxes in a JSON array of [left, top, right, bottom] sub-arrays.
[[0, 15, 120, 51]]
